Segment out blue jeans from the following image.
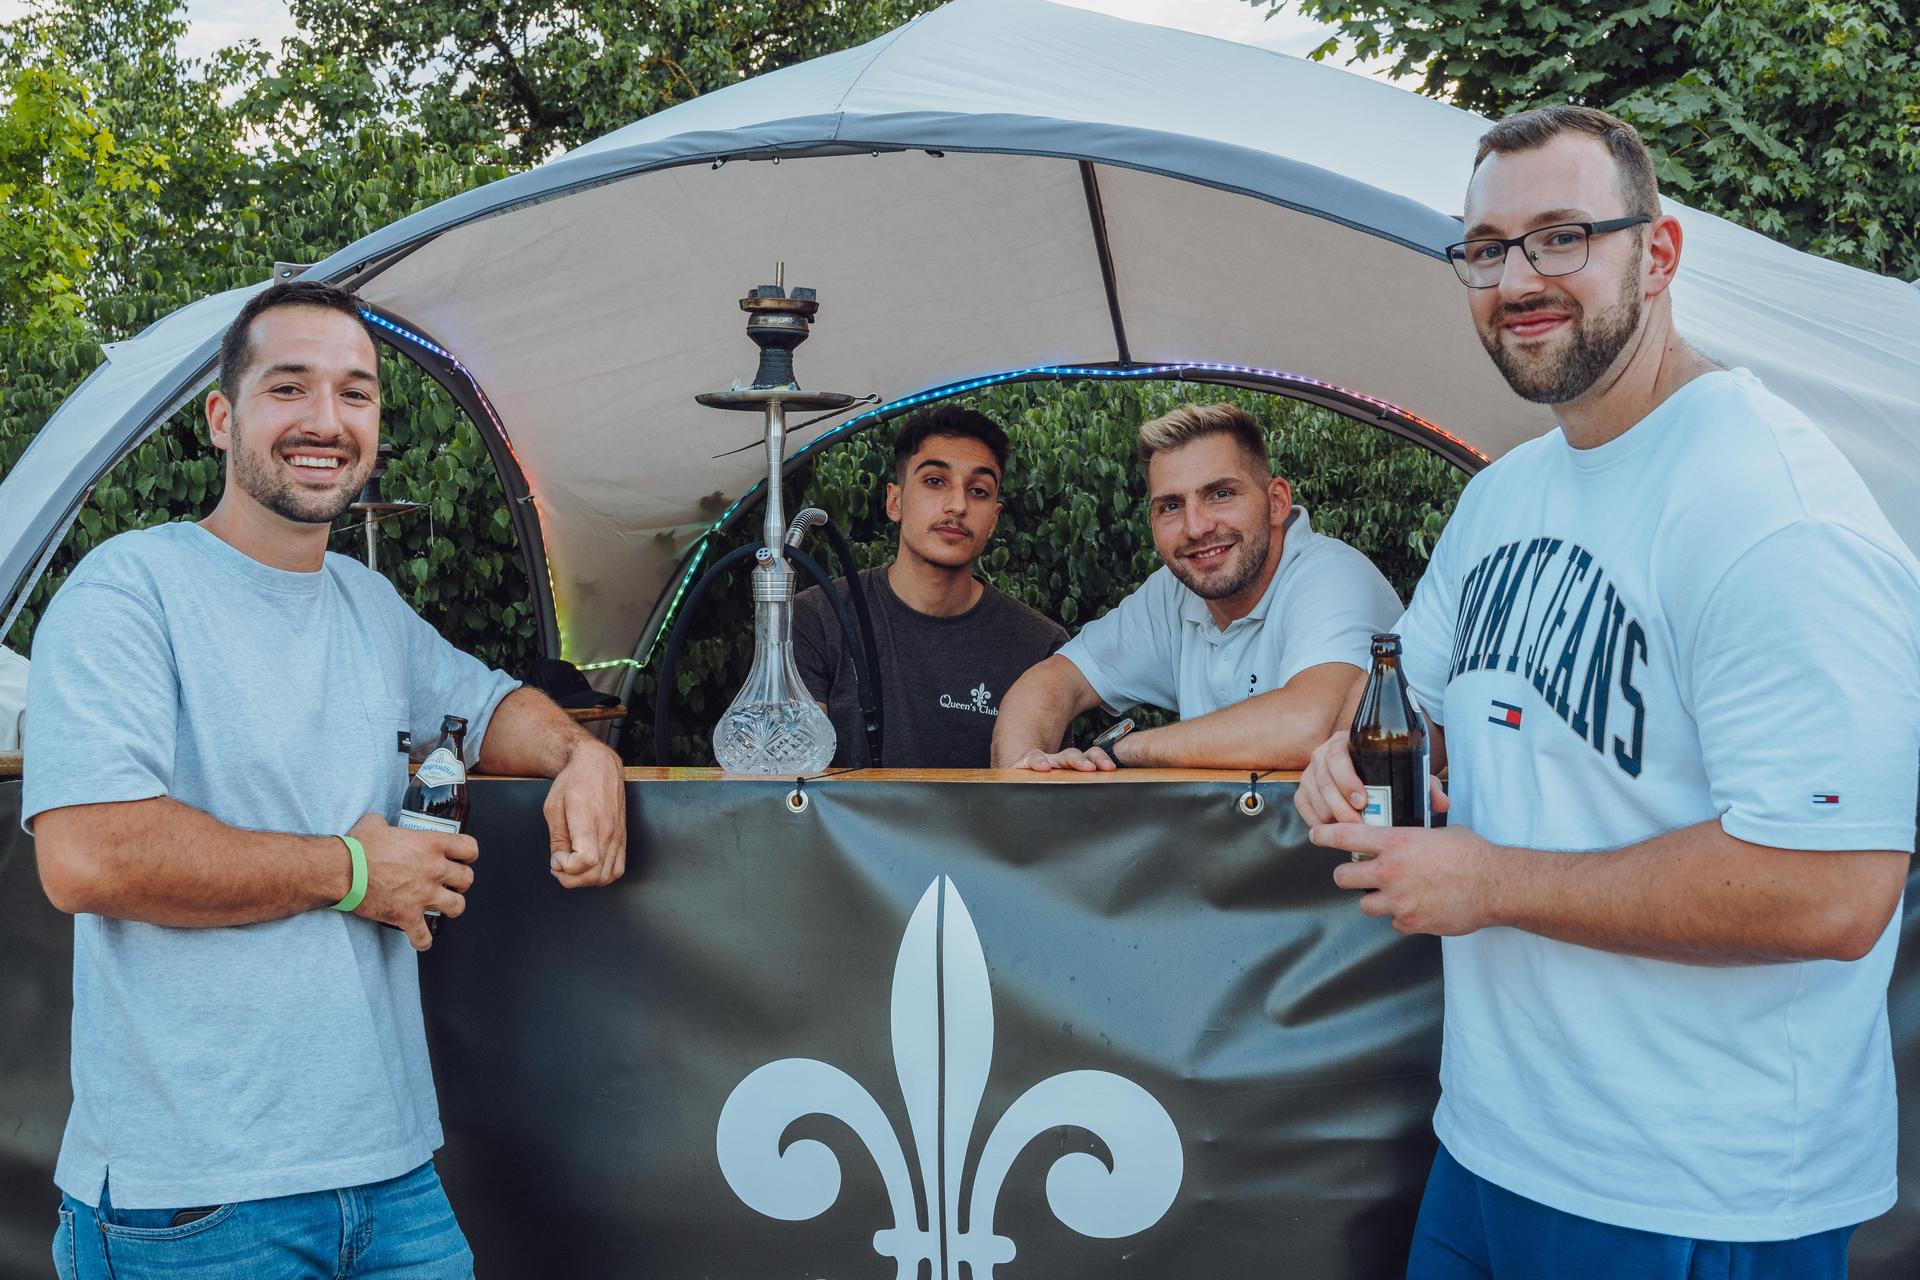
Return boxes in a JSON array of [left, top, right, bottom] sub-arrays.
[[1409, 1144, 1856, 1279], [53, 1160, 473, 1279]]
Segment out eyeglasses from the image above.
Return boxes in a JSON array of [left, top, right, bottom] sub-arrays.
[[1446, 217, 1652, 288]]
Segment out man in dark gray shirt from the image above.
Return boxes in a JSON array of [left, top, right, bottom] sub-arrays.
[[793, 407, 1067, 768]]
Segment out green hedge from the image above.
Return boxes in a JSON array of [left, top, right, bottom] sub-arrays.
[[2, 0, 1461, 764], [627, 379, 1464, 763], [3, 353, 540, 677]]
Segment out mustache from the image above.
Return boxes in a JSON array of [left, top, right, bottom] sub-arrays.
[[931, 523, 972, 535], [275, 436, 362, 461], [1490, 294, 1582, 327]]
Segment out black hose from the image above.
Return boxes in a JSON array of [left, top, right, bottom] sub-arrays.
[[652, 542, 874, 767], [814, 520, 884, 767], [784, 546, 870, 764]]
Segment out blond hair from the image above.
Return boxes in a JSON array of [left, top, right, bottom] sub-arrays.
[[1136, 403, 1269, 473]]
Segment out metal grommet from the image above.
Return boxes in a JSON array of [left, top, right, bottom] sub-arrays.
[[786, 783, 810, 815], [1237, 772, 1265, 817]]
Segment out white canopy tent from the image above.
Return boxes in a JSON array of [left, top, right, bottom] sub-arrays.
[[4, 0, 1917, 686]]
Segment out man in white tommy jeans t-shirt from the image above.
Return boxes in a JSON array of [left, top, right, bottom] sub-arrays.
[[1295, 107, 1920, 1277], [993, 403, 1401, 771]]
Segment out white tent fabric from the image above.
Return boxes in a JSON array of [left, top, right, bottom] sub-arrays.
[[4, 0, 1917, 676]]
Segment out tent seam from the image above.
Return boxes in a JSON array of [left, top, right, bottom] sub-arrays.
[[829, 10, 930, 123]]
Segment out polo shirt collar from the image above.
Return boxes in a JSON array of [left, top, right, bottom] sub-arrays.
[[1178, 505, 1313, 632]]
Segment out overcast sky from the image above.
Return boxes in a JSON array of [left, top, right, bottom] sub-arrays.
[[0, 0, 1391, 77]]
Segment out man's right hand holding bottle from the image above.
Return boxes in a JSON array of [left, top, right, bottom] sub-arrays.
[[1294, 729, 1449, 828], [346, 812, 477, 950]]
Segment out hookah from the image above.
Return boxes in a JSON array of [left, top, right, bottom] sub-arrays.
[[676, 267, 883, 773], [347, 442, 419, 571]]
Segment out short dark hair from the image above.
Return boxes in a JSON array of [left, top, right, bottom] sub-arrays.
[[1136, 403, 1269, 475], [891, 405, 1010, 483], [1472, 104, 1661, 219], [217, 279, 381, 396]]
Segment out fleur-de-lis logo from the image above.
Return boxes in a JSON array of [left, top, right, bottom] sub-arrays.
[[717, 877, 1183, 1277], [970, 682, 992, 712]]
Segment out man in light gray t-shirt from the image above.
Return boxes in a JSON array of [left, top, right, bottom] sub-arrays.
[[23, 279, 627, 1276]]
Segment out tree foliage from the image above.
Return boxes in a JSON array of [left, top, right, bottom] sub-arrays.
[[1261, 0, 1920, 280], [1, 0, 937, 672], [0, 55, 164, 342], [283, 0, 938, 162], [4, 0, 1466, 768], [0, 0, 537, 666]]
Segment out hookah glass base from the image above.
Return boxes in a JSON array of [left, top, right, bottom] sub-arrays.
[[712, 570, 836, 775]]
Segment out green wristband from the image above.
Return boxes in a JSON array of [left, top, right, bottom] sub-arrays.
[[330, 835, 368, 913]]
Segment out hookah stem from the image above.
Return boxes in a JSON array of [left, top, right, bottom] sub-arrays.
[[762, 398, 787, 574]]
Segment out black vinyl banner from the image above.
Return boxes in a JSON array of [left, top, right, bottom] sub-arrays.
[[4, 776, 1920, 1277]]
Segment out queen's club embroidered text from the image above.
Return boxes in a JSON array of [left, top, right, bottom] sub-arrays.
[[1449, 537, 1649, 777]]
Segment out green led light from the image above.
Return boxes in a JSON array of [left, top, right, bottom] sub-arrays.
[[624, 362, 1472, 675]]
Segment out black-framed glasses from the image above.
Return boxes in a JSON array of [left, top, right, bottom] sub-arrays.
[[1446, 216, 1652, 288]]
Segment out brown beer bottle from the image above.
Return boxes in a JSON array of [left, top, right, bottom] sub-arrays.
[[399, 715, 470, 932], [1348, 634, 1430, 828]]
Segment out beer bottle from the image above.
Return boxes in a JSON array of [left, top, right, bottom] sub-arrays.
[[1348, 634, 1430, 828], [399, 715, 470, 932]]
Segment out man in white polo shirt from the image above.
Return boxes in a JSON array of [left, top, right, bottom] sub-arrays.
[[992, 403, 1402, 770]]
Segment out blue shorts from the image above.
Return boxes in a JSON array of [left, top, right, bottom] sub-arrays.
[[1409, 1144, 1857, 1279]]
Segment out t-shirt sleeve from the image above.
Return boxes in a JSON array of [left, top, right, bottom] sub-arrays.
[[1396, 533, 1460, 727], [1273, 549, 1404, 688], [21, 581, 180, 830], [397, 603, 520, 768], [1055, 578, 1179, 715], [791, 584, 838, 705], [1690, 522, 1920, 852]]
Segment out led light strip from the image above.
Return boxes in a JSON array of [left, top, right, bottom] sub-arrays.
[[626, 361, 1479, 673], [348, 329, 1474, 676], [361, 308, 566, 651]]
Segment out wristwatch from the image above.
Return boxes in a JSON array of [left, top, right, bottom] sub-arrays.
[[1087, 717, 1136, 766]]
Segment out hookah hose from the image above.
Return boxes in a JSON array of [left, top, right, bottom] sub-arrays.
[[652, 542, 880, 767], [809, 518, 884, 764]]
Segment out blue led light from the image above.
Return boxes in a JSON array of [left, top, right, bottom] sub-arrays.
[[356, 306, 563, 649], [706, 358, 1475, 528], [359, 309, 454, 361], [542, 357, 1479, 674]]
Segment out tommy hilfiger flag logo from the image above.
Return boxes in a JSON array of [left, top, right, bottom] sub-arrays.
[[1488, 700, 1523, 730], [1813, 793, 1841, 805]]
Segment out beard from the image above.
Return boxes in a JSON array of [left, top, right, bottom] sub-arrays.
[[1481, 260, 1642, 405], [230, 415, 367, 525], [1168, 518, 1272, 602]]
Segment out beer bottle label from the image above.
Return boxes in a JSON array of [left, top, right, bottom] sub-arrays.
[[1361, 786, 1393, 827], [398, 809, 462, 835], [415, 746, 466, 789]]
